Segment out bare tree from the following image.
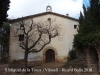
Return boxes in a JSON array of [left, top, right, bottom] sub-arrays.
[[13, 18, 60, 73]]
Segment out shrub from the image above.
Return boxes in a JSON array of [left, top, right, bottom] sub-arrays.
[[67, 48, 77, 61]]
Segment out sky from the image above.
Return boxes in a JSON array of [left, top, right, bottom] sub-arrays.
[[7, 0, 90, 19]]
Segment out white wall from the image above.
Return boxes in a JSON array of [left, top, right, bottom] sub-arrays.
[[9, 14, 79, 62]]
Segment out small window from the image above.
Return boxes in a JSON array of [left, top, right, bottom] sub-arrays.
[[20, 24, 24, 29], [19, 35, 24, 41], [74, 25, 77, 29], [48, 18, 51, 22]]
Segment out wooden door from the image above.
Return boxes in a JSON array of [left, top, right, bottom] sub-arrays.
[[46, 49, 55, 63]]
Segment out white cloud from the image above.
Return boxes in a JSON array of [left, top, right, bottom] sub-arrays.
[[8, 0, 83, 19], [52, 0, 83, 18]]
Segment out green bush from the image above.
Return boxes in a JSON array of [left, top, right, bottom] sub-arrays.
[[67, 49, 77, 61], [63, 49, 77, 67]]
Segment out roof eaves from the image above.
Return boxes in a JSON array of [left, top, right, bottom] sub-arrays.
[[9, 12, 79, 23]]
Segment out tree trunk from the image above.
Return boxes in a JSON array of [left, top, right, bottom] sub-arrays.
[[24, 51, 28, 73]]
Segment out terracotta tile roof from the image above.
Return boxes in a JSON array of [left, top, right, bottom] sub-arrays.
[[9, 12, 79, 23]]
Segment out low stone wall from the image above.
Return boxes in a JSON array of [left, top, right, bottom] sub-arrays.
[[65, 51, 87, 68]]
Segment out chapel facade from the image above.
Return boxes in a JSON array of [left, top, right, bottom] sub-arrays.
[[9, 5, 79, 63]]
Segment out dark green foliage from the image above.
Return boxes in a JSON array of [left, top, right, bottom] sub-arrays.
[[68, 49, 77, 61], [73, 0, 100, 51], [0, 22, 10, 47], [0, 0, 10, 63], [0, 0, 10, 27], [0, 22, 10, 63], [64, 49, 77, 68]]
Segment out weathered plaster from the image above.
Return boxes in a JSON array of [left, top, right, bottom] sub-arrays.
[[9, 12, 79, 63]]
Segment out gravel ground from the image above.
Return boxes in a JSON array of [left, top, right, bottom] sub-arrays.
[[0, 63, 94, 75]]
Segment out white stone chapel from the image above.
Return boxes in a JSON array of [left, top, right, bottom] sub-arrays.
[[9, 5, 79, 63]]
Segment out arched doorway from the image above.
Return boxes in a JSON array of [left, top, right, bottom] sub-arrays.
[[89, 46, 99, 64], [46, 49, 55, 63], [89, 46, 99, 72]]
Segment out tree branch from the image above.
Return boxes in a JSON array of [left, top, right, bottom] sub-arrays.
[[19, 21, 27, 35], [28, 32, 42, 50], [27, 19, 33, 34], [20, 43, 25, 49], [29, 35, 51, 53]]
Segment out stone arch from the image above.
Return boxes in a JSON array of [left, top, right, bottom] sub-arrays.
[[43, 47, 58, 63], [46, 49, 55, 63], [95, 46, 100, 73], [89, 46, 99, 64], [86, 46, 99, 73]]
